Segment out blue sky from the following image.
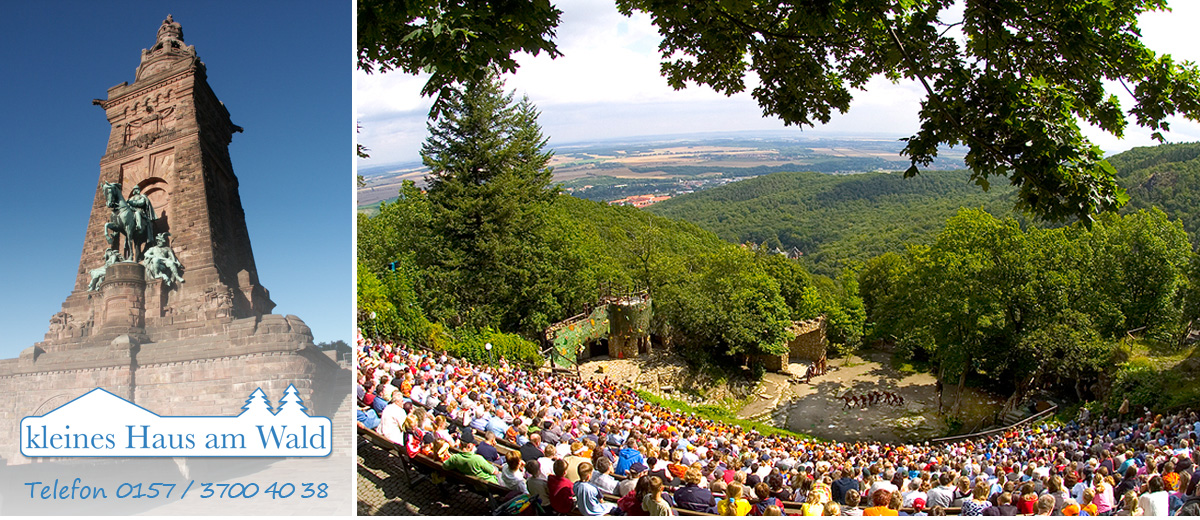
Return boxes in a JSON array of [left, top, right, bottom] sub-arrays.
[[357, 0, 1200, 167], [0, 2, 352, 358]]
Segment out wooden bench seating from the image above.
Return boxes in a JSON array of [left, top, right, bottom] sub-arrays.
[[365, 400, 970, 515], [357, 424, 511, 509]]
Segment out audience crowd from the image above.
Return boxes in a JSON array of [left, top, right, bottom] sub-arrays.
[[356, 332, 1200, 516]]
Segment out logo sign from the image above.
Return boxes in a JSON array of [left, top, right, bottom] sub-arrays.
[[21, 387, 332, 457]]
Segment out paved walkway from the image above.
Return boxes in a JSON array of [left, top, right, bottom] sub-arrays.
[[356, 441, 492, 516]]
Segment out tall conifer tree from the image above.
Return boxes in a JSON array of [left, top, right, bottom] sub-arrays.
[[421, 73, 560, 332]]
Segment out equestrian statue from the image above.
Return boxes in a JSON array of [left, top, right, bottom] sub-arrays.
[[102, 182, 156, 261]]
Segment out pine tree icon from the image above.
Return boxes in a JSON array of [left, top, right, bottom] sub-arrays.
[[240, 388, 274, 416], [276, 384, 308, 416]]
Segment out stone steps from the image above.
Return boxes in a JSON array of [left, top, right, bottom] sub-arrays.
[[329, 388, 354, 458]]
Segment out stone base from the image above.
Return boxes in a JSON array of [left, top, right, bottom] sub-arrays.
[[0, 313, 346, 464]]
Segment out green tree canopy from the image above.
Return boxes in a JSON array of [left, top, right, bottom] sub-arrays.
[[863, 206, 1194, 410], [609, 0, 1200, 223], [357, 0, 562, 115]]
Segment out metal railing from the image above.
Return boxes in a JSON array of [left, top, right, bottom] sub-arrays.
[[928, 405, 1058, 444]]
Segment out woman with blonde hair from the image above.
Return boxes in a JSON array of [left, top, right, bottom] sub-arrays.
[[402, 415, 423, 458], [1094, 473, 1115, 514], [1115, 490, 1143, 516], [643, 476, 675, 516], [950, 476, 971, 508], [718, 481, 752, 516], [960, 481, 992, 516], [1080, 488, 1099, 516], [801, 485, 825, 516]]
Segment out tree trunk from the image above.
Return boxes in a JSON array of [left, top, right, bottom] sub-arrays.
[[951, 364, 967, 416], [936, 365, 945, 414]]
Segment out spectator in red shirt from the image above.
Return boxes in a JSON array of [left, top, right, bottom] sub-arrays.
[[548, 458, 576, 514]]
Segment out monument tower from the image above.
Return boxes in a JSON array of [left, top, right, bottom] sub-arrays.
[[0, 15, 346, 464], [56, 14, 272, 345]]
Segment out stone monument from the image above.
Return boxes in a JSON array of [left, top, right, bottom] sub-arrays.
[[0, 15, 347, 465]]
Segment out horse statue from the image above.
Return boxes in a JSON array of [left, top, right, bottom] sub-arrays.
[[102, 182, 156, 261]]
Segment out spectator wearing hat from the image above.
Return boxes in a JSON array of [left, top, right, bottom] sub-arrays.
[[618, 462, 649, 498], [910, 497, 928, 516], [564, 441, 590, 482]]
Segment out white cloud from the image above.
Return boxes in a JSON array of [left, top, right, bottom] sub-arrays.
[[1081, 2, 1200, 154], [355, 0, 1200, 165]]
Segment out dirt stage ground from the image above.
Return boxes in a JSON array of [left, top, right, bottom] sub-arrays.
[[579, 349, 1004, 444], [740, 351, 1004, 443]]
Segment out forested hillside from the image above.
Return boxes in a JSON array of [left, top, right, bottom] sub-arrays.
[[1113, 142, 1200, 244], [648, 170, 1019, 276], [646, 143, 1200, 277], [637, 143, 1200, 412]]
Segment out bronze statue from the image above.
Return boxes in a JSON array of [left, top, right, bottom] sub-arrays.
[[87, 249, 122, 291], [102, 182, 156, 261], [143, 232, 184, 286]]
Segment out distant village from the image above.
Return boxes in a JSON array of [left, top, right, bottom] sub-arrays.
[[607, 193, 672, 207], [567, 175, 757, 207]]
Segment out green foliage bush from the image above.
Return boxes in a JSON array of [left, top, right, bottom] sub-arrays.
[[857, 206, 1193, 409], [634, 390, 821, 441], [1107, 360, 1160, 412], [443, 327, 543, 367], [1102, 355, 1200, 414]]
